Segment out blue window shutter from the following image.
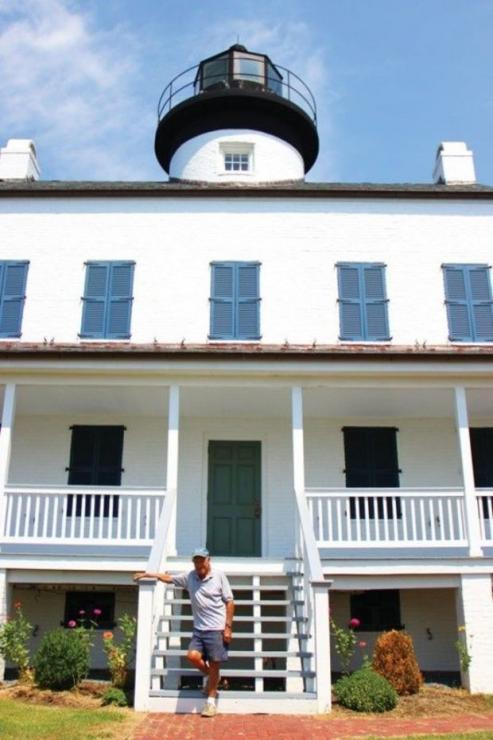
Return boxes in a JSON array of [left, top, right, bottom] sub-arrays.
[[0, 261, 29, 337], [338, 265, 363, 339], [81, 262, 134, 338], [443, 265, 493, 341], [237, 263, 260, 339], [364, 265, 389, 340], [469, 266, 493, 340], [81, 263, 109, 337], [107, 263, 134, 338], [210, 263, 234, 338]]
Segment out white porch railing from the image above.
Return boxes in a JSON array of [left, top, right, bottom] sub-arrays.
[[2, 485, 166, 545], [477, 489, 493, 544], [306, 487, 468, 548]]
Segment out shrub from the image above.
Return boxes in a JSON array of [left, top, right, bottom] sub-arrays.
[[334, 666, 398, 712], [102, 613, 137, 688], [0, 601, 33, 682], [33, 628, 90, 690], [330, 616, 361, 674], [101, 686, 128, 706], [372, 630, 423, 695]]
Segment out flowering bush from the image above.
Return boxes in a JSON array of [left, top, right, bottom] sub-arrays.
[[102, 613, 137, 688], [330, 616, 361, 674], [0, 601, 33, 682]]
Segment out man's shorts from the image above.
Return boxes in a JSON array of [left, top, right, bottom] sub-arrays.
[[189, 629, 229, 663]]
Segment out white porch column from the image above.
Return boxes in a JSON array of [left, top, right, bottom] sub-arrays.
[[0, 569, 13, 680], [453, 386, 482, 557], [455, 574, 493, 692], [0, 384, 16, 538], [165, 385, 180, 557]]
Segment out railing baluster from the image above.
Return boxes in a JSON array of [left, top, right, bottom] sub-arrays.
[[88, 494, 95, 540], [419, 499, 426, 542], [363, 496, 370, 543], [5, 492, 13, 537], [382, 496, 389, 541], [336, 498, 342, 541], [14, 493, 22, 537], [327, 496, 333, 543], [108, 494, 115, 539], [117, 493, 123, 540], [24, 495, 32, 539], [355, 495, 361, 543], [428, 498, 436, 542], [98, 492, 104, 539], [437, 499, 445, 541], [145, 497, 151, 541], [402, 497, 408, 542], [42, 495, 49, 539], [446, 497, 453, 541], [136, 497, 142, 540]]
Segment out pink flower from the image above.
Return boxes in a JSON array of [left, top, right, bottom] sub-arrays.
[[67, 620, 77, 628], [348, 617, 360, 629], [14, 601, 22, 609], [358, 641, 367, 648], [93, 608, 102, 616], [78, 609, 86, 616]]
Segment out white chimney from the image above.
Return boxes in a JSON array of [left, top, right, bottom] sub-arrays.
[[0, 139, 40, 180], [433, 141, 476, 185]]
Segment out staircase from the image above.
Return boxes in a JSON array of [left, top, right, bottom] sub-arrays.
[[145, 571, 321, 713]]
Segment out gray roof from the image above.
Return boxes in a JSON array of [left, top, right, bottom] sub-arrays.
[[1, 180, 493, 199]]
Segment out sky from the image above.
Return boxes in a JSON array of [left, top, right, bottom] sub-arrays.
[[0, 0, 492, 184]]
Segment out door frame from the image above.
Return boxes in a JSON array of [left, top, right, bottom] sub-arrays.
[[201, 431, 267, 558]]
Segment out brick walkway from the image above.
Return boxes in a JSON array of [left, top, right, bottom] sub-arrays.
[[133, 711, 493, 739]]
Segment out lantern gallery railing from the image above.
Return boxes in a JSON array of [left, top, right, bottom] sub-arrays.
[[2, 485, 166, 545], [157, 55, 317, 125], [305, 488, 471, 548]]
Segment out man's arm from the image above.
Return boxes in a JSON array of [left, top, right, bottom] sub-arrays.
[[223, 599, 235, 644], [133, 571, 174, 584]]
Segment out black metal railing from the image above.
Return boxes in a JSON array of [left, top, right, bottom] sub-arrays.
[[157, 56, 317, 126]]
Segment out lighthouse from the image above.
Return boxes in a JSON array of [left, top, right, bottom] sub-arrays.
[[154, 44, 319, 183]]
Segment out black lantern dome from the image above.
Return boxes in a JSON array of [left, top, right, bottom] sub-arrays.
[[155, 44, 319, 176]]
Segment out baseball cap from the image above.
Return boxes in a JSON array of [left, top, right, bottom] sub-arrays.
[[192, 547, 209, 559]]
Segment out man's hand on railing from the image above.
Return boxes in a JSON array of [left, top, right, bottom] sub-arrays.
[[133, 571, 173, 583]]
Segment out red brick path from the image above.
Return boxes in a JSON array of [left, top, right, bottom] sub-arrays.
[[133, 711, 493, 739]]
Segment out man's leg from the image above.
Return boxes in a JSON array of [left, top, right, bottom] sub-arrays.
[[207, 661, 220, 698], [186, 649, 209, 676]]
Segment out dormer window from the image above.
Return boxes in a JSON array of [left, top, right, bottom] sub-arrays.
[[220, 143, 253, 174]]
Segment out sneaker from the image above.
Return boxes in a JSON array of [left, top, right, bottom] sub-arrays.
[[201, 702, 217, 717]]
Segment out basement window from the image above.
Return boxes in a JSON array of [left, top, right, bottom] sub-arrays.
[[63, 591, 115, 630], [349, 590, 402, 631]]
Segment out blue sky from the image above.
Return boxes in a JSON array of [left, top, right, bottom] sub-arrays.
[[0, 0, 492, 184]]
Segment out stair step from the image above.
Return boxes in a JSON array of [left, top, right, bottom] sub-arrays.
[[153, 649, 312, 658], [165, 599, 296, 606], [157, 631, 310, 639], [151, 668, 315, 678], [159, 615, 306, 623], [149, 689, 318, 700]]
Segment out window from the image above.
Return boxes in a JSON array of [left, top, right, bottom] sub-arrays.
[[343, 427, 401, 519], [442, 264, 493, 342], [67, 426, 124, 517], [350, 590, 402, 631], [224, 152, 250, 172], [210, 262, 260, 340], [337, 263, 390, 341], [220, 143, 253, 174], [470, 428, 493, 518], [80, 261, 134, 339], [0, 261, 29, 338], [64, 591, 115, 629]]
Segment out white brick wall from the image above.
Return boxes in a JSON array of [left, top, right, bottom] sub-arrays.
[[456, 573, 493, 693], [1, 196, 492, 345]]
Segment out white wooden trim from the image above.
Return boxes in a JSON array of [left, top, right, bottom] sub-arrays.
[[0, 384, 16, 540], [165, 386, 180, 557], [454, 386, 482, 557]]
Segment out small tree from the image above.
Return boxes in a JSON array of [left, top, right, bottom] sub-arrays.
[[372, 629, 422, 695], [34, 627, 91, 690], [0, 601, 33, 682], [102, 613, 137, 688]]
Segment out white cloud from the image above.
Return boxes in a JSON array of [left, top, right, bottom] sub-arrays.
[[0, 0, 156, 179]]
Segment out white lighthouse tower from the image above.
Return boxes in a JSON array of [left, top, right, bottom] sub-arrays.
[[155, 44, 319, 183]]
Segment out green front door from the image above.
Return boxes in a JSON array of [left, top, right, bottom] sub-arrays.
[[207, 441, 261, 556]]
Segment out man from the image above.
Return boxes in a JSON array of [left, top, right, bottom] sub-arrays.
[[135, 547, 234, 717]]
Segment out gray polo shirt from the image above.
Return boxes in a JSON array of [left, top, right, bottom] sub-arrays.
[[172, 569, 233, 631]]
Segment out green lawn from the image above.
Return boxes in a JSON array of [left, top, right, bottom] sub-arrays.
[[0, 698, 133, 739]]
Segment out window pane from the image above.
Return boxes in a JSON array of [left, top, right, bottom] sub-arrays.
[[202, 58, 228, 90]]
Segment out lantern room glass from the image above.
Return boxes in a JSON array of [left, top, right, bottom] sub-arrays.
[[197, 48, 284, 96]]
